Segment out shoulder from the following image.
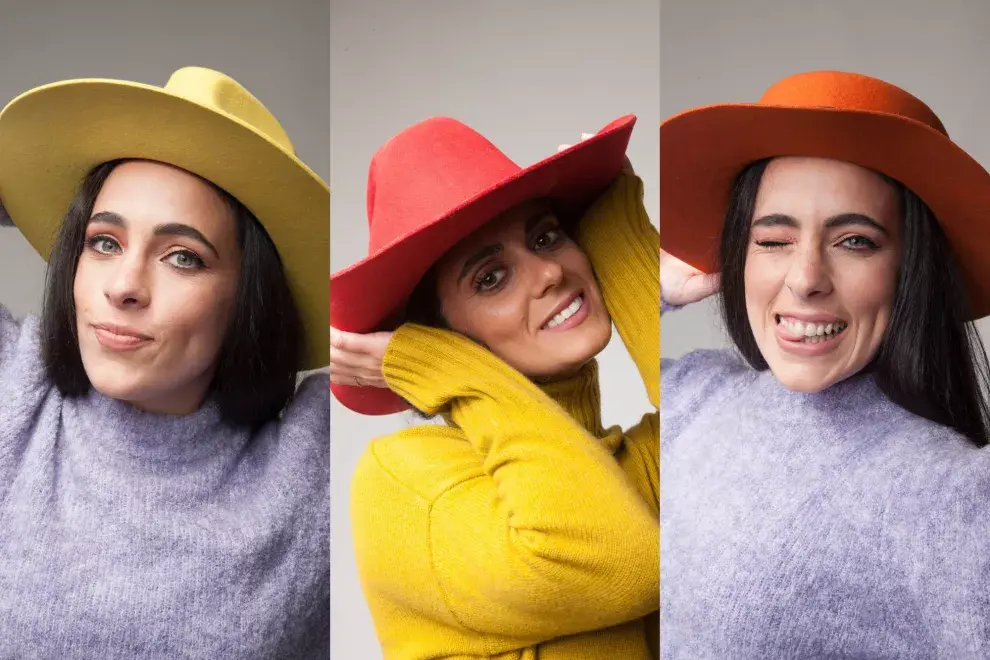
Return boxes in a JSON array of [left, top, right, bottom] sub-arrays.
[[0, 309, 49, 395], [352, 423, 484, 507], [278, 371, 331, 434], [662, 348, 753, 404]]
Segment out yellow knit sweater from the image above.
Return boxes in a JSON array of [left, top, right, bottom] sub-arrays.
[[351, 173, 660, 659]]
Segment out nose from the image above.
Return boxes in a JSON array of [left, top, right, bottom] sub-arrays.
[[784, 243, 833, 300], [527, 252, 565, 298], [103, 255, 151, 309]]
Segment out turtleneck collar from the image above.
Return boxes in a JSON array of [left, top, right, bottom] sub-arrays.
[[61, 387, 246, 465], [538, 359, 606, 438]]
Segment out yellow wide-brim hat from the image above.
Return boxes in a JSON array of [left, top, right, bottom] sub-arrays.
[[0, 66, 329, 370]]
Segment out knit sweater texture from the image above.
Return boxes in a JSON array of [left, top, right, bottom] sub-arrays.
[[661, 316, 990, 658], [350, 173, 661, 658], [0, 306, 331, 659]]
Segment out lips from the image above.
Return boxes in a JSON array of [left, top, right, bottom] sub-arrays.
[[541, 291, 584, 330], [92, 323, 152, 341]]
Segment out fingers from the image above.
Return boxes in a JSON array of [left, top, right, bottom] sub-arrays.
[[330, 345, 382, 371], [562, 133, 633, 173], [682, 272, 722, 301], [329, 327, 391, 359], [330, 371, 388, 388], [329, 327, 393, 389]]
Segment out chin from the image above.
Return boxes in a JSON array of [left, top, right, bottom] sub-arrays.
[[768, 364, 848, 394], [540, 322, 612, 380], [87, 374, 152, 404], [81, 358, 150, 400]]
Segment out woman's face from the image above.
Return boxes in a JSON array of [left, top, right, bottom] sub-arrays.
[[433, 200, 612, 380], [745, 156, 903, 393], [74, 161, 241, 415]]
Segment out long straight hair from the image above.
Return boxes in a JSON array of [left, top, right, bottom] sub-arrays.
[[718, 159, 990, 447]]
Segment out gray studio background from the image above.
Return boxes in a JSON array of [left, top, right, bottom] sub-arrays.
[[329, 0, 660, 655], [660, 0, 990, 357], [0, 0, 329, 329]]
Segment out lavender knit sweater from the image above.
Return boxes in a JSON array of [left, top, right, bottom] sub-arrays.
[[0, 305, 330, 659], [661, 308, 990, 659]]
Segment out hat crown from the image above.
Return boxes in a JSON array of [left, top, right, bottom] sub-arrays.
[[365, 117, 522, 253], [760, 70, 947, 136], [164, 66, 296, 153]]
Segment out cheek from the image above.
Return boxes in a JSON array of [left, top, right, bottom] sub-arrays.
[[841, 258, 899, 324], [72, 260, 96, 312], [743, 256, 780, 321], [454, 294, 528, 345], [158, 280, 237, 347]]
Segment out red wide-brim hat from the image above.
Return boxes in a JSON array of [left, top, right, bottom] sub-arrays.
[[332, 114, 636, 415], [661, 70, 990, 320]]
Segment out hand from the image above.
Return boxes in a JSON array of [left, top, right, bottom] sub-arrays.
[[558, 133, 634, 173], [660, 249, 721, 306], [329, 327, 392, 388]]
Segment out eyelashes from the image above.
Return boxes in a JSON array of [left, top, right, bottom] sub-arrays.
[[84, 235, 207, 271], [472, 226, 567, 293], [753, 235, 881, 252]]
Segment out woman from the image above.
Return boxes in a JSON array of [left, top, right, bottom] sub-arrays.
[[658, 71, 990, 658], [0, 67, 330, 659], [330, 116, 660, 657]]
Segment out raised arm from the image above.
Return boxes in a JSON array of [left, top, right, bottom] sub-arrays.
[[353, 324, 659, 644]]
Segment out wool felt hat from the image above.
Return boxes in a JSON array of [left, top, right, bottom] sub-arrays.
[[660, 69, 990, 320], [331, 114, 636, 415], [0, 66, 329, 369]]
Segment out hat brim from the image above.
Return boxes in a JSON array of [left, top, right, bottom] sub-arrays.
[[660, 103, 990, 320], [0, 78, 329, 370], [331, 114, 636, 415]]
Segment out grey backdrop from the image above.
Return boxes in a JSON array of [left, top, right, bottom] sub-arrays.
[[0, 0, 329, 321], [329, 0, 660, 655], [660, 0, 990, 358]]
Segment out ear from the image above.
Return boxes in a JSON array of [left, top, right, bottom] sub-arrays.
[[0, 200, 13, 227]]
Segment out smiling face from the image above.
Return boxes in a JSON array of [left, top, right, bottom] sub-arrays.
[[73, 160, 242, 415], [431, 200, 612, 380], [744, 157, 903, 392]]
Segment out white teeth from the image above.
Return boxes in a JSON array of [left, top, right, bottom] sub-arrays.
[[777, 316, 848, 342], [545, 296, 583, 329]]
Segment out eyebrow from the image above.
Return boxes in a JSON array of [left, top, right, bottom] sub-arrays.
[[456, 206, 556, 283], [752, 212, 889, 236], [89, 211, 221, 257]]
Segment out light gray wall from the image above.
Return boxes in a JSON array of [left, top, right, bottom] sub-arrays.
[[0, 0, 329, 319], [660, 0, 990, 358], [329, 0, 659, 655]]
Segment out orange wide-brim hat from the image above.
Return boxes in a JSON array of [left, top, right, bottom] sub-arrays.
[[660, 70, 990, 319]]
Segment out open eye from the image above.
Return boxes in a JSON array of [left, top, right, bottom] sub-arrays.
[[164, 249, 206, 270], [533, 227, 564, 250], [840, 235, 880, 251], [87, 235, 122, 255], [474, 266, 507, 293]]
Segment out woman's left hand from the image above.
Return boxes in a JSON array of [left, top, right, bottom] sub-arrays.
[[329, 327, 392, 388], [559, 133, 634, 173]]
